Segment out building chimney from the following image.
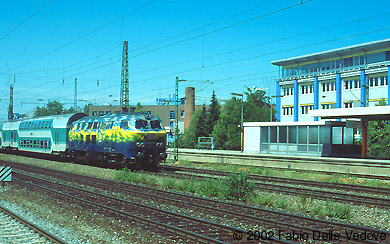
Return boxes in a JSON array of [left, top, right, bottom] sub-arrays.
[[184, 86, 195, 130]]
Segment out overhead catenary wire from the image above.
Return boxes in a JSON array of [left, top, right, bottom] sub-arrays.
[[9, 0, 157, 71], [0, 0, 55, 42], [2, 2, 390, 115], [4, 25, 390, 107]]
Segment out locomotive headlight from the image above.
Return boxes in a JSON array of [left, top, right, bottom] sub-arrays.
[[137, 142, 145, 147]]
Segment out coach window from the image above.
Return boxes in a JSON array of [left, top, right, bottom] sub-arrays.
[[80, 123, 86, 130], [86, 122, 93, 129], [86, 135, 90, 143], [99, 122, 107, 129], [80, 135, 84, 143], [106, 121, 113, 129], [93, 122, 99, 129], [120, 121, 129, 129]]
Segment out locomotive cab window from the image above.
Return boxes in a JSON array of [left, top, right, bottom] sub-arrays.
[[150, 120, 163, 130], [135, 119, 148, 129]]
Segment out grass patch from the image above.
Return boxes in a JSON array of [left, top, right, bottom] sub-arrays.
[[115, 169, 354, 221]]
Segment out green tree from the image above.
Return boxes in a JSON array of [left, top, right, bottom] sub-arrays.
[[211, 88, 271, 150], [180, 109, 202, 148], [33, 100, 64, 117], [212, 97, 241, 150], [134, 102, 145, 112], [64, 107, 77, 114], [83, 103, 93, 115], [244, 87, 272, 122], [195, 105, 208, 138], [205, 91, 220, 135], [367, 99, 390, 158]]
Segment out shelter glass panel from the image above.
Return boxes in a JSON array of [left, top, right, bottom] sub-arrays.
[[270, 127, 277, 143], [288, 126, 297, 143], [332, 127, 343, 144], [309, 126, 318, 144], [344, 128, 354, 144], [320, 126, 331, 144], [298, 126, 307, 144], [260, 127, 268, 143], [279, 126, 287, 143]]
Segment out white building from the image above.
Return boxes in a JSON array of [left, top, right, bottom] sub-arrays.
[[272, 39, 390, 122]]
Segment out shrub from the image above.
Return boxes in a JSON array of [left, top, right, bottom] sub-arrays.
[[224, 172, 254, 201]]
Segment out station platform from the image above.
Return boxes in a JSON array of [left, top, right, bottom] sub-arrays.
[[167, 148, 390, 177]]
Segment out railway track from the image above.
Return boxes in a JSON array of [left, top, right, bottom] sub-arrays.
[[165, 165, 390, 196], [10, 166, 290, 243], [6, 161, 390, 243], [0, 204, 67, 244], [158, 165, 390, 208]]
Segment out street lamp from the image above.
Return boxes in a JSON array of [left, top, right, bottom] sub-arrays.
[[231, 92, 244, 152]]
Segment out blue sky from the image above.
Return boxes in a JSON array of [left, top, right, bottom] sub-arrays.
[[1, 0, 389, 120]]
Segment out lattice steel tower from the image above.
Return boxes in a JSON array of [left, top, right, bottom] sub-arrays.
[[8, 85, 13, 121], [120, 41, 129, 111]]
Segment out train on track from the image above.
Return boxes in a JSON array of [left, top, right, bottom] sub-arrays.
[[0, 112, 167, 167]]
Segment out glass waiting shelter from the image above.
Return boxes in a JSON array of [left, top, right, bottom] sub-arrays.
[[243, 121, 360, 157]]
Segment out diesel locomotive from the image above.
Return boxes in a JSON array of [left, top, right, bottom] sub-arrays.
[[0, 112, 167, 167]]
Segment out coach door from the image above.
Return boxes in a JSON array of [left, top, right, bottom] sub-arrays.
[[10, 131, 17, 147]]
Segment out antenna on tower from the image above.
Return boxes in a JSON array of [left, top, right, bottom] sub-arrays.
[[120, 41, 129, 113]]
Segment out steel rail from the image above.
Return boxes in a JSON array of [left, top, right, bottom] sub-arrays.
[[157, 167, 390, 208], [166, 165, 390, 196], [0, 204, 68, 244], [7, 161, 390, 244]]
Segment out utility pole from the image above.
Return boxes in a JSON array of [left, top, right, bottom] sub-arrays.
[[174, 77, 186, 162], [8, 85, 14, 121], [175, 77, 179, 162], [120, 41, 129, 112], [74, 78, 77, 112]]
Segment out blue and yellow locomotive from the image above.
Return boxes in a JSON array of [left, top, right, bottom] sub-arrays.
[[0, 112, 167, 168], [68, 113, 167, 167]]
